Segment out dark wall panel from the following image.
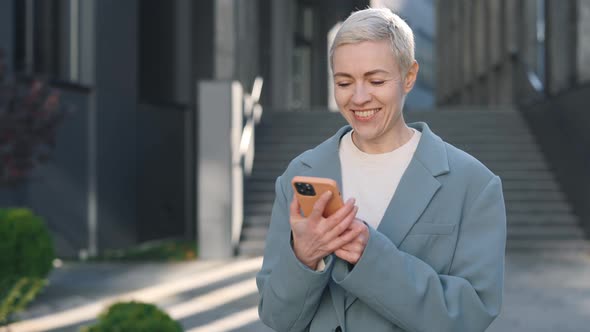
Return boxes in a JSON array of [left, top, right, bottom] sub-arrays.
[[95, 0, 139, 250], [193, 0, 214, 80], [136, 103, 186, 242], [0, 87, 92, 258], [521, 83, 590, 237], [139, 0, 176, 103], [27, 89, 91, 257], [0, 0, 14, 76]]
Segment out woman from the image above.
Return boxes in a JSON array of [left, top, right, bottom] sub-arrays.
[[257, 7, 506, 332]]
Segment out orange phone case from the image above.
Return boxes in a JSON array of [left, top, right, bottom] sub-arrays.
[[291, 176, 344, 218]]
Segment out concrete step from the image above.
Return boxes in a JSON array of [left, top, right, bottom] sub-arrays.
[[502, 190, 566, 201], [241, 227, 269, 240], [474, 162, 552, 173], [446, 144, 542, 153], [507, 213, 579, 226], [501, 180, 560, 191], [243, 215, 272, 227], [507, 226, 586, 240], [505, 201, 572, 214], [506, 239, 590, 252], [244, 181, 281, 190], [478, 171, 555, 181], [238, 239, 266, 256]]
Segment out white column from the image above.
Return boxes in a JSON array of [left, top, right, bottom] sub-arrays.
[[197, 81, 243, 259]]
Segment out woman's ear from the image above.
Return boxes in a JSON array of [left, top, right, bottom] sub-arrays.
[[403, 61, 419, 94]]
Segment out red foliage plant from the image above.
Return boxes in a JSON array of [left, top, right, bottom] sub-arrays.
[[0, 49, 65, 185]]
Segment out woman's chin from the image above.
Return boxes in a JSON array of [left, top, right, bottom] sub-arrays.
[[352, 129, 378, 145]]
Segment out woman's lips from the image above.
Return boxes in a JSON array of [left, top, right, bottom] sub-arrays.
[[352, 108, 380, 122]]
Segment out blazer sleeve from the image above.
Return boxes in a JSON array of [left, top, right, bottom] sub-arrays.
[[257, 175, 334, 332], [332, 175, 507, 332]]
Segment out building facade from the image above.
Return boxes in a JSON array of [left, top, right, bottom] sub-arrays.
[[436, 0, 590, 236], [0, 0, 383, 257]]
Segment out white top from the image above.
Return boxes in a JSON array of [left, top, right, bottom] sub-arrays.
[[338, 128, 422, 229]]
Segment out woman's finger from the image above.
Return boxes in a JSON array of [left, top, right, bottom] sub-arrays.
[[289, 192, 301, 217], [324, 205, 357, 239], [308, 191, 333, 221], [324, 197, 355, 227]]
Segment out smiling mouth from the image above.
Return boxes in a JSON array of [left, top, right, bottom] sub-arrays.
[[352, 108, 380, 120]]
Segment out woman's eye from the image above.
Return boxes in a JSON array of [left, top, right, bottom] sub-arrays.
[[336, 82, 351, 87], [371, 81, 385, 86]]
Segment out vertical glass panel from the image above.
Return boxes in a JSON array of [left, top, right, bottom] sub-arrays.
[[536, 0, 546, 86], [290, 2, 313, 110]]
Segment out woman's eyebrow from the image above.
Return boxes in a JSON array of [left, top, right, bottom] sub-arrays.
[[364, 69, 390, 76], [333, 69, 390, 78], [333, 72, 353, 78]]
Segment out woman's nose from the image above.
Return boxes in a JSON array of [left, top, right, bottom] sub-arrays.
[[351, 84, 371, 105]]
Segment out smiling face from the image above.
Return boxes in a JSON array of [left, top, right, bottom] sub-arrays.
[[332, 39, 418, 153]]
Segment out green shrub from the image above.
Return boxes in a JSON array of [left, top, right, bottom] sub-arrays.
[[0, 208, 55, 325], [82, 301, 183, 332]]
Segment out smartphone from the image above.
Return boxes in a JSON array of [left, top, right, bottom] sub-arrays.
[[291, 176, 344, 218]]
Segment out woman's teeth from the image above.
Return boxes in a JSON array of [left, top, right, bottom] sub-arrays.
[[354, 109, 378, 118]]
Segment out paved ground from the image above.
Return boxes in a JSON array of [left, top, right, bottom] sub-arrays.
[[488, 251, 590, 332], [8, 251, 590, 332]]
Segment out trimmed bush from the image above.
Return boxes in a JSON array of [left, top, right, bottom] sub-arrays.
[[0, 208, 55, 324], [83, 301, 183, 332]]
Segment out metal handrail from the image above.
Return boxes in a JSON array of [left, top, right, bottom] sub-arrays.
[[231, 76, 264, 252], [239, 77, 264, 175], [513, 53, 546, 105]]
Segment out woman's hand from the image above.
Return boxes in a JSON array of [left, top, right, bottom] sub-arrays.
[[334, 219, 369, 265], [290, 192, 363, 269]]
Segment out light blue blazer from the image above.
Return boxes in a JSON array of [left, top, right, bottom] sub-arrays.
[[257, 122, 507, 332]]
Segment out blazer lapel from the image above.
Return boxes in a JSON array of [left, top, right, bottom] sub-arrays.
[[378, 122, 449, 245], [297, 125, 349, 190], [376, 159, 441, 246]]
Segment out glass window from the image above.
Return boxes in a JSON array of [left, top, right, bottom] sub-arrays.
[[14, 0, 79, 82]]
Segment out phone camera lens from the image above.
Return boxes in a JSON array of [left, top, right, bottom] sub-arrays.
[[295, 182, 316, 196], [295, 182, 305, 194]]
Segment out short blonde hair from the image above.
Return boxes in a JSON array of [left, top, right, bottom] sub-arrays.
[[330, 8, 415, 75]]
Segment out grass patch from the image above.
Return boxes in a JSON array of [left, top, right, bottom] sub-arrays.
[[89, 239, 198, 262]]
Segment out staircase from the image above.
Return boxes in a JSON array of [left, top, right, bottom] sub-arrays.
[[239, 108, 589, 255]]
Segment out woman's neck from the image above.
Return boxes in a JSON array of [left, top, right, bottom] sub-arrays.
[[352, 124, 414, 154]]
